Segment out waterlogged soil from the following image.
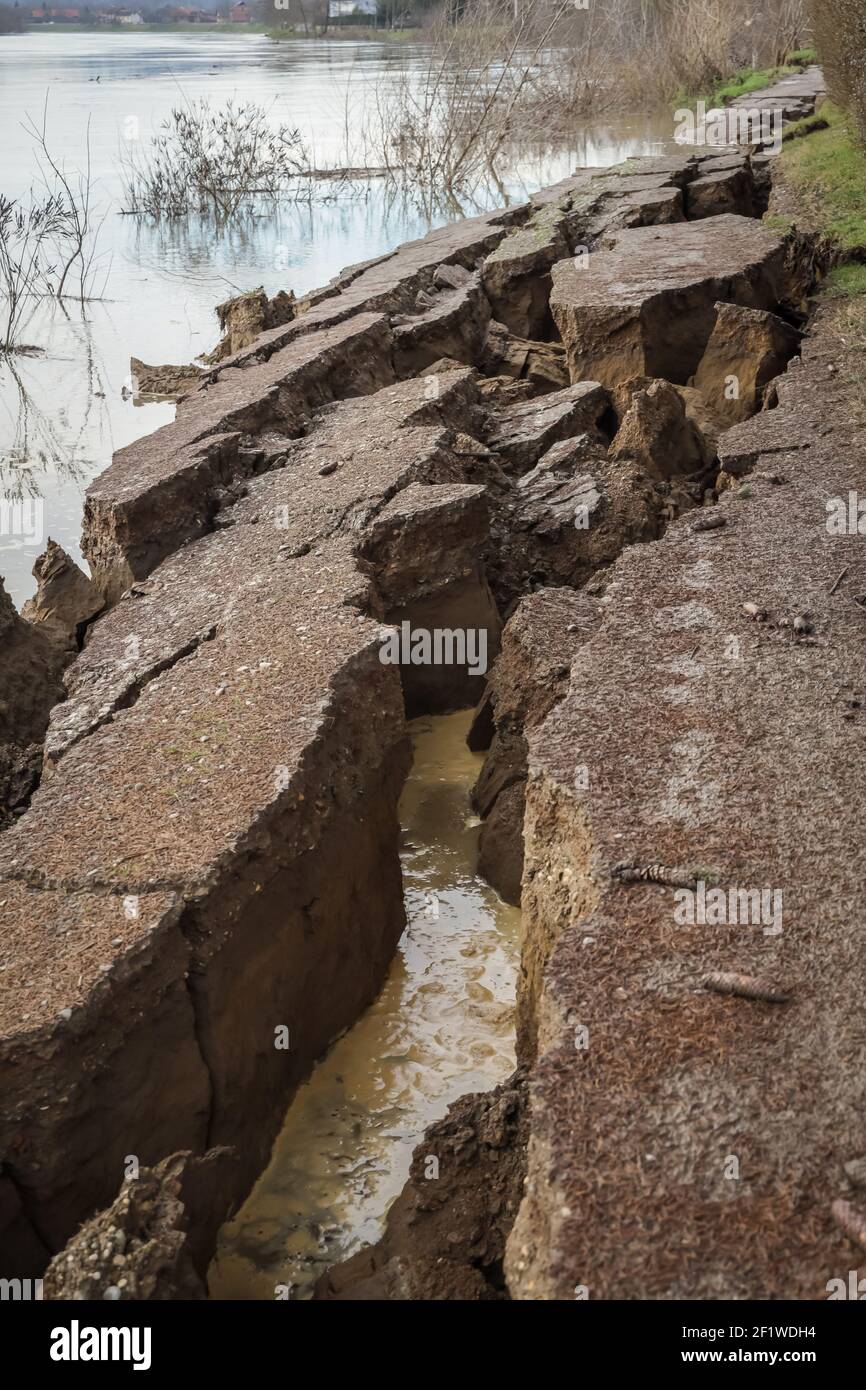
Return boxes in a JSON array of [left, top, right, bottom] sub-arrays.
[[208, 711, 520, 1300]]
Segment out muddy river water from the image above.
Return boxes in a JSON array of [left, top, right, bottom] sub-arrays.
[[209, 711, 520, 1299]]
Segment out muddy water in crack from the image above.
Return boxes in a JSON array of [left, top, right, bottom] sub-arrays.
[[209, 710, 520, 1300]]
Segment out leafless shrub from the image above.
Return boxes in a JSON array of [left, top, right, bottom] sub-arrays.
[[0, 100, 108, 354], [24, 100, 109, 307], [612, 0, 807, 106], [351, 0, 807, 200], [122, 99, 310, 218], [808, 0, 866, 137], [0, 193, 70, 355], [362, 0, 578, 198]]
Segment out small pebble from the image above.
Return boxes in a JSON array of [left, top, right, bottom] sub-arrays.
[[742, 601, 767, 621]]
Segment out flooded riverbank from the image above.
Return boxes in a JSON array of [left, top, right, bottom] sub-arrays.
[[0, 31, 678, 606], [209, 711, 520, 1300]]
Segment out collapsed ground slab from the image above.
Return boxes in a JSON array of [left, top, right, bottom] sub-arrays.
[[0, 535, 410, 1266], [507, 304, 866, 1300], [472, 587, 601, 906], [550, 215, 788, 389], [82, 312, 395, 602], [1, 363, 513, 1274]]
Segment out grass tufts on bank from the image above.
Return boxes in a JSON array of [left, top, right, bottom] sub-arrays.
[[781, 102, 866, 258]]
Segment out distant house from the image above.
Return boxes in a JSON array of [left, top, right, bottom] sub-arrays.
[[119, 9, 144, 19], [229, 1, 251, 19]]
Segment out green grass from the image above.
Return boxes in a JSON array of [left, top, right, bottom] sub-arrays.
[[763, 212, 795, 235], [770, 78, 866, 410], [822, 263, 866, 298], [676, 64, 798, 112], [781, 102, 866, 256], [714, 67, 786, 104], [786, 47, 818, 66], [781, 110, 830, 142], [678, 62, 806, 113]]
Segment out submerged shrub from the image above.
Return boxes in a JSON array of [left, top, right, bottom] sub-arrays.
[[123, 99, 309, 219]]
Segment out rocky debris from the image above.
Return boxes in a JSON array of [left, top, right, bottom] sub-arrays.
[[692, 300, 802, 424], [728, 64, 827, 127], [82, 312, 396, 603], [491, 435, 668, 612], [203, 286, 297, 364], [482, 194, 576, 338], [21, 540, 103, 653], [674, 383, 726, 447], [594, 154, 700, 188], [472, 588, 601, 905], [219, 204, 528, 370], [506, 299, 866, 1299], [685, 161, 755, 220], [0, 882, 207, 1262], [481, 165, 701, 341], [716, 398, 815, 480], [0, 575, 66, 827], [43, 1150, 239, 1300], [360, 483, 501, 716], [480, 320, 569, 393], [477, 376, 536, 410], [621, 182, 686, 225], [589, 181, 685, 234], [314, 1071, 528, 1301], [392, 268, 491, 376], [610, 379, 716, 477], [311, 74, 833, 1306], [550, 216, 788, 389], [50, 368, 489, 770], [486, 380, 612, 474], [129, 357, 205, 401]]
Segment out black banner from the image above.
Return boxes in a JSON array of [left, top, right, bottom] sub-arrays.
[[2, 1297, 859, 1376]]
